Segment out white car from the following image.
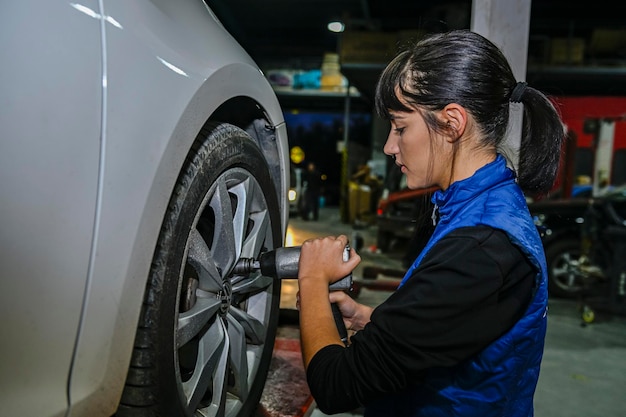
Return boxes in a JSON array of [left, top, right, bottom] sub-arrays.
[[0, 1, 289, 417]]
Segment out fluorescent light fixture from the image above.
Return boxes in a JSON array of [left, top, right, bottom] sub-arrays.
[[327, 21, 345, 33]]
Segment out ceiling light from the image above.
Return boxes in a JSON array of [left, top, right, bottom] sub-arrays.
[[327, 21, 345, 33]]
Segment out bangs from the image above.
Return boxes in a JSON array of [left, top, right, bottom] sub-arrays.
[[375, 50, 414, 119]]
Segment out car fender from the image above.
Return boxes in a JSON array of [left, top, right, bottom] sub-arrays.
[[67, 1, 288, 415]]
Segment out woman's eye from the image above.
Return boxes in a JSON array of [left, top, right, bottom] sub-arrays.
[[394, 127, 405, 134]]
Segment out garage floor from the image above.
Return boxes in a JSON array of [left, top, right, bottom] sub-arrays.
[[260, 206, 626, 417]]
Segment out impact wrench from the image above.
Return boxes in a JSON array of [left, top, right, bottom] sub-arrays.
[[233, 245, 353, 345]]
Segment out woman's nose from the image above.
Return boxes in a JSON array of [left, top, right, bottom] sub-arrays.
[[383, 133, 397, 156]]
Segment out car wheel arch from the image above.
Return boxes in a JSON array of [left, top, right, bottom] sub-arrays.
[[116, 122, 283, 416], [68, 77, 288, 416], [211, 96, 287, 209]]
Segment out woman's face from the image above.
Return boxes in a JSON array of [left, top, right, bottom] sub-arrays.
[[383, 107, 445, 190]]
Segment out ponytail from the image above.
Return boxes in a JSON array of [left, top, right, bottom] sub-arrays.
[[514, 86, 566, 197]]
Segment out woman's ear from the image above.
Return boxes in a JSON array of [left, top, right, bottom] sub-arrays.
[[441, 103, 467, 142]]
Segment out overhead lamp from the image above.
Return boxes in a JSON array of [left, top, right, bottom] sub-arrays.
[[327, 21, 345, 33]]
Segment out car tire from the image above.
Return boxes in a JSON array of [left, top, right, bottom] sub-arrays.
[[116, 123, 282, 417], [545, 238, 584, 298]]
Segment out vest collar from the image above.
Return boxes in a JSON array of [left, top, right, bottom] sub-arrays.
[[433, 154, 515, 219]]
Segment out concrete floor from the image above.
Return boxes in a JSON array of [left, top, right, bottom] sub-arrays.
[[280, 206, 626, 417]]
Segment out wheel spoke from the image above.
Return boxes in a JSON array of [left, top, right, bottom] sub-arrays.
[[229, 305, 266, 345], [232, 274, 273, 295], [183, 319, 229, 415], [226, 315, 249, 401], [177, 296, 221, 348], [209, 176, 237, 276], [564, 272, 579, 288], [188, 229, 223, 292], [552, 253, 584, 290], [553, 265, 569, 277], [230, 177, 255, 258], [240, 208, 271, 259]]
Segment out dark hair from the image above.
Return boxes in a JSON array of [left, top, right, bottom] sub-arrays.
[[375, 29, 565, 197]]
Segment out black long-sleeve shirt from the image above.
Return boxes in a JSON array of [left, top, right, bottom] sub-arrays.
[[306, 226, 536, 414]]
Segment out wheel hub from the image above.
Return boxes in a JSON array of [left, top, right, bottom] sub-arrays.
[[218, 280, 233, 315]]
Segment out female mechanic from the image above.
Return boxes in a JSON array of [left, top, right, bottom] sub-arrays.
[[296, 29, 565, 416]]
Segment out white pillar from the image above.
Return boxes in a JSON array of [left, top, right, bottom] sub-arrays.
[[592, 121, 616, 197], [471, 0, 532, 170]]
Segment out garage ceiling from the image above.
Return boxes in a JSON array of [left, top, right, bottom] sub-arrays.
[[206, 0, 626, 100], [207, 0, 472, 66]]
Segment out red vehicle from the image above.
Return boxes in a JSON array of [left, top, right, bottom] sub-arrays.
[[551, 96, 626, 198], [375, 179, 438, 267]]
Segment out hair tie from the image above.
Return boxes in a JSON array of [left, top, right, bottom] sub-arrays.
[[509, 81, 527, 103]]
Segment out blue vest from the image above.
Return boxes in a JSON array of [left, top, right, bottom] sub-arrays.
[[366, 155, 548, 417]]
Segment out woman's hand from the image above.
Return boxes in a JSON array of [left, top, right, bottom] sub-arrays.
[[329, 291, 373, 332], [298, 234, 361, 286], [296, 234, 362, 368], [296, 290, 372, 332]]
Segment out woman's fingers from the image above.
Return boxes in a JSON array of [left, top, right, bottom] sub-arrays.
[[299, 235, 357, 284]]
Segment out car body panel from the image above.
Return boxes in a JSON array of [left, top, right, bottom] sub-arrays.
[[529, 188, 626, 246], [0, 1, 102, 416], [0, 1, 289, 416], [529, 197, 590, 245], [528, 187, 626, 297]]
